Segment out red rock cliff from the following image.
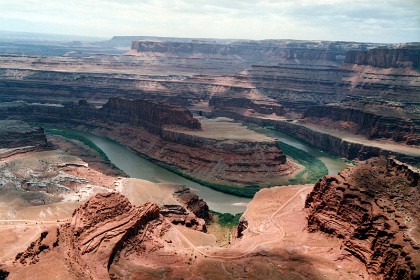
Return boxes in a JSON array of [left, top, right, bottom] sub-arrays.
[[305, 158, 420, 279], [100, 97, 201, 133], [344, 45, 420, 68], [15, 193, 161, 280], [302, 104, 420, 145]]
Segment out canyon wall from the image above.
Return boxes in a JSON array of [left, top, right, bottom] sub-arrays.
[[101, 97, 201, 133], [305, 158, 420, 279], [303, 105, 420, 145], [209, 95, 285, 116], [131, 40, 380, 65], [0, 120, 48, 149], [209, 110, 420, 165], [344, 45, 420, 68], [0, 100, 291, 189]]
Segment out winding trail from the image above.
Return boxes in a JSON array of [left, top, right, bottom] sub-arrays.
[[0, 186, 313, 262], [170, 185, 313, 260]]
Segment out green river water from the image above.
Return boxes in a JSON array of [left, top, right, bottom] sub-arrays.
[[53, 125, 351, 214]]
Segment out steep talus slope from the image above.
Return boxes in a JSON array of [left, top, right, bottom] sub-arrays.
[[305, 158, 420, 279]]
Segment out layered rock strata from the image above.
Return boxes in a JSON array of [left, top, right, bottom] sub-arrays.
[[305, 158, 420, 279], [173, 186, 210, 221], [131, 40, 381, 65], [0, 120, 47, 149], [0, 100, 292, 188], [101, 97, 201, 133], [209, 94, 284, 116], [303, 104, 420, 145], [15, 193, 161, 280], [344, 45, 420, 68], [208, 110, 420, 165]]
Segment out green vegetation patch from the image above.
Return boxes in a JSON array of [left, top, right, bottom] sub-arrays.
[[278, 141, 328, 185], [209, 210, 242, 228]]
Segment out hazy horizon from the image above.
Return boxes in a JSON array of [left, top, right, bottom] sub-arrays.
[[1, 0, 419, 44]]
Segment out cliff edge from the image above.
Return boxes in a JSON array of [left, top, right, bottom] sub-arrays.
[[305, 158, 420, 279]]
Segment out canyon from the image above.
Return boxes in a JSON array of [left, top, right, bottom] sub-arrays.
[[2, 156, 418, 279], [0, 98, 296, 191], [0, 35, 419, 279]]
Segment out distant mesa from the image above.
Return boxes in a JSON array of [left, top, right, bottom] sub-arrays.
[[345, 44, 420, 68]]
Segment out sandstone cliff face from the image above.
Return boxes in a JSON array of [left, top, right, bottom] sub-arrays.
[[345, 45, 420, 68], [159, 128, 289, 187], [209, 95, 284, 116], [303, 105, 420, 145], [101, 97, 201, 133], [173, 186, 210, 221], [15, 193, 160, 280], [247, 64, 420, 114], [131, 40, 374, 65], [0, 120, 48, 149], [209, 110, 420, 165], [305, 158, 420, 279], [0, 101, 291, 188]]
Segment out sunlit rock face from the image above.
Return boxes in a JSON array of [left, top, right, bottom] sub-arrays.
[[305, 158, 420, 280]]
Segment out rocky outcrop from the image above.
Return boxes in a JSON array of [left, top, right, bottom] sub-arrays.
[[236, 216, 248, 238], [305, 159, 420, 279], [173, 186, 210, 221], [303, 104, 420, 145], [155, 186, 209, 232], [15, 228, 60, 265], [0, 120, 48, 149], [209, 95, 284, 116], [387, 158, 420, 186], [65, 193, 160, 279], [160, 204, 206, 232], [345, 45, 420, 68], [15, 193, 160, 280], [0, 268, 9, 280], [101, 97, 201, 133]]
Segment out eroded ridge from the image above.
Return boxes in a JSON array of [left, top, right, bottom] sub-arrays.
[[305, 158, 420, 279], [15, 193, 160, 280]]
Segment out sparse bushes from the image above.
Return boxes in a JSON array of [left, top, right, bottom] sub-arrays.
[[209, 210, 242, 228]]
